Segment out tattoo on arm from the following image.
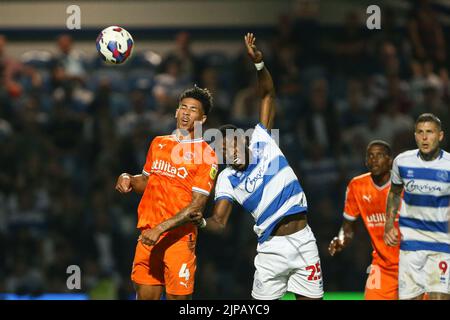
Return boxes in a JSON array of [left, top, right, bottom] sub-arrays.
[[386, 183, 403, 224], [156, 193, 208, 233]]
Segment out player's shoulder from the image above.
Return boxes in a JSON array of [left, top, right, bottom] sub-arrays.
[[440, 150, 450, 162], [394, 149, 419, 162], [152, 134, 176, 143], [349, 172, 372, 186], [217, 167, 233, 181]]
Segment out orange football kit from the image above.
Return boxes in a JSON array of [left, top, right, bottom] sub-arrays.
[[344, 173, 400, 300], [131, 134, 217, 295]]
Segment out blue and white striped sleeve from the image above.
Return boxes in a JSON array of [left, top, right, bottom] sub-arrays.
[[214, 172, 234, 203], [391, 155, 403, 185]]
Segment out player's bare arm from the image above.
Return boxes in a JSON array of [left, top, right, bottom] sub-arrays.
[[384, 183, 403, 246], [328, 219, 356, 256], [115, 173, 149, 194], [196, 199, 234, 233], [245, 33, 276, 130], [139, 191, 209, 246]]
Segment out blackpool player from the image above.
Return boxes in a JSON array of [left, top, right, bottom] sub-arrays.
[[329, 140, 400, 299], [384, 113, 450, 300], [115, 86, 218, 300], [192, 33, 323, 300]]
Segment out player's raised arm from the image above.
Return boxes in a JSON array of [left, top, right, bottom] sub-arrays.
[[139, 191, 209, 246], [384, 183, 403, 246], [245, 33, 276, 130]]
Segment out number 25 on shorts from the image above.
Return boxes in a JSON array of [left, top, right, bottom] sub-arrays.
[[306, 262, 322, 281]]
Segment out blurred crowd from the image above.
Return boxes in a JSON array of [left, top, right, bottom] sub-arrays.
[[1, 0, 450, 299]]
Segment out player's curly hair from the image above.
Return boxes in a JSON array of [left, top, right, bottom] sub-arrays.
[[179, 85, 213, 115]]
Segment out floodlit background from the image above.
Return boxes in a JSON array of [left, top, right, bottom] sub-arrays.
[[0, 0, 449, 299]]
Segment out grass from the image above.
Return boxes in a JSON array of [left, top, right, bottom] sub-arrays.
[[281, 292, 365, 300]]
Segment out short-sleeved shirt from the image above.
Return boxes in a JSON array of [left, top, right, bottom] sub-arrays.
[[137, 135, 218, 241], [344, 173, 399, 269], [391, 149, 450, 254], [214, 123, 307, 243]]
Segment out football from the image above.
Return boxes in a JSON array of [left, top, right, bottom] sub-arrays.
[[96, 26, 134, 64]]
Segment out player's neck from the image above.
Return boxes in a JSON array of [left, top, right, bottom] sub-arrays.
[[371, 172, 390, 187], [175, 129, 196, 141], [419, 148, 441, 162]]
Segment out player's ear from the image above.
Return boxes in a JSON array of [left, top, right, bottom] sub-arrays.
[[439, 130, 444, 142], [175, 108, 179, 118], [201, 114, 207, 125]]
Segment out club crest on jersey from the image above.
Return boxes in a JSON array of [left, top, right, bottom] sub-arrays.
[[436, 170, 449, 182], [407, 169, 414, 178], [183, 152, 194, 161], [210, 164, 218, 180]]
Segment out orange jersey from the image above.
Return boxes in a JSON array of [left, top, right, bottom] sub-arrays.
[[344, 173, 400, 270], [137, 134, 218, 241]]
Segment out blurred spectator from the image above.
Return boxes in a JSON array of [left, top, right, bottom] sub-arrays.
[[153, 57, 190, 113], [299, 78, 341, 156], [54, 34, 86, 81], [165, 31, 197, 81], [330, 11, 369, 76], [0, 34, 42, 99], [407, 0, 446, 72]]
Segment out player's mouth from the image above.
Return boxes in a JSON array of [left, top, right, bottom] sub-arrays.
[[181, 117, 190, 125]]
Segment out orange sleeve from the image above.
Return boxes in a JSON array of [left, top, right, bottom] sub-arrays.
[[192, 149, 218, 196], [142, 139, 155, 176], [343, 180, 360, 221]]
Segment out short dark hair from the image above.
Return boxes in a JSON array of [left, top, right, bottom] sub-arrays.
[[367, 140, 392, 157], [415, 113, 442, 130], [179, 85, 213, 115]]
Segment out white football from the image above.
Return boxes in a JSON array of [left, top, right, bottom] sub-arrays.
[[96, 26, 134, 64]]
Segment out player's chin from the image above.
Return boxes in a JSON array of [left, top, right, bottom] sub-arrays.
[[177, 122, 194, 132]]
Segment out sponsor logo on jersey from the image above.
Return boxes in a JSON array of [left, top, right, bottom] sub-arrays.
[[151, 159, 188, 179], [405, 180, 443, 193]]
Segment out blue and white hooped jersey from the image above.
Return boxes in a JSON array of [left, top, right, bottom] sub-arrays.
[[214, 123, 308, 243], [392, 149, 450, 254]]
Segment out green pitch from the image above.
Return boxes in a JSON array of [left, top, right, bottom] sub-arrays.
[[281, 292, 365, 300]]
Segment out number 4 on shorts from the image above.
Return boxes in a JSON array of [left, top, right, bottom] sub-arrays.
[[179, 263, 190, 281]]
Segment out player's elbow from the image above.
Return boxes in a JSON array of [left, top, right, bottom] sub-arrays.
[[208, 217, 227, 233]]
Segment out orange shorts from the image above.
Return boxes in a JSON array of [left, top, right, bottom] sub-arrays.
[[365, 264, 398, 300], [131, 235, 196, 295]]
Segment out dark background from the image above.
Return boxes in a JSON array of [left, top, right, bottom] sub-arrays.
[[1, 0, 449, 299]]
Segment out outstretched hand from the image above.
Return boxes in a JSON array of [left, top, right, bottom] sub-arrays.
[[245, 33, 263, 63]]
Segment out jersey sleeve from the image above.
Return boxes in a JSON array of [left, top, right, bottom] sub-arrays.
[[251, 123, 272, 144], [142, 139, 155, 176], [343, 180, 360, 221], [191, 148, 218, 196], [214, 172, 235, 203], [391, 155, 403, 185]]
